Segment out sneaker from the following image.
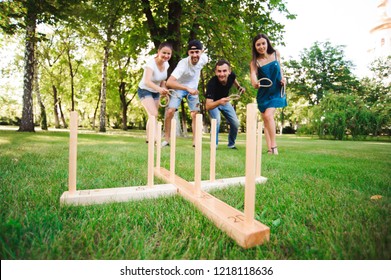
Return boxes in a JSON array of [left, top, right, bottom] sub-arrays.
[[161, 140, 170, 148], [228, 145, 237, 150]]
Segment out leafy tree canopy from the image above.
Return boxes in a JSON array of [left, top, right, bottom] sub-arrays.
[[284, 41, 359, 105]]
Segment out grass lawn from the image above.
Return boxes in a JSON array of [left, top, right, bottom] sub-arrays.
[[0, 127, 390, 260]]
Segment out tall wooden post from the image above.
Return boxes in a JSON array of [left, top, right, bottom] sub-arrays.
[[170, 118, 176, 182], [156, 122, 162, 170], [210, 119, 217, 182], [68, 111, 78, 195], [194, 114, 203, 195], [147, 117, 155, 187], [244, 104, 258, 225], [256, 122, 263, 178]]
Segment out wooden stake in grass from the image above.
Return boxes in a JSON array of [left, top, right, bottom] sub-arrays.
[[210, 118, 217, 182], [68, 111, 78, 195], [244, 103, 257, 225], [170, 118, 176, 182], [147, 116, 155, 187], [194, 114, 202, 195], [256, 121, 263, 178], [156, 122, 162, 170]]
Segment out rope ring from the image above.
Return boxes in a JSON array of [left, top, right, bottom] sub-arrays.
[[258, 77, 273, 87], [159, 95, 169, 107], [257, 78, 286, 98], [228, 87, 245, 101], [228, 94, 241, 100], [159, 89, 179, 107], [280, 84, 286, 98]]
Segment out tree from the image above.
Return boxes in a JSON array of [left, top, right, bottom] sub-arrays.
[[0, 0, 80, 132], [358, 56, 391, 136], [34, 59, 48, 130], [70, 0, 143, 132], [285, 41, 359, 105], [110, 15, 149, 130]]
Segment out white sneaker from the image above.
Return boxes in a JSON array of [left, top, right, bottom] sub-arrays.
[[161, 140, 170, 148]]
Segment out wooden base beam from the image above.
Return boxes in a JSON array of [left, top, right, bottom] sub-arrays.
[[60, 184, 177, 206], [155, 167, 270, 249], [60, 175, 267, 206]]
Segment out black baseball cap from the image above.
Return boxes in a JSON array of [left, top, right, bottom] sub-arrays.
[[188, 39, 203, 50]]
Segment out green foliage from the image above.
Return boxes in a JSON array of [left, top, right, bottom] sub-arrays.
[[0, 1, 25, 34], [369, 55, 391, 82], [283, 43, 390, 139], [285, 41, 359, 105], [308, 93, 389, 140]]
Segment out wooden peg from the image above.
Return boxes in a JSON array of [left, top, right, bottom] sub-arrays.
[[147, 117, 155, 187], [156, 122, 162, 170], [68, 111, 78, 195], [194, 114, 203, 195], [256, 121, 263, 178], [244, 104, 257, 225], [210, 119, 217, 182], [170, 118, 176, 182]]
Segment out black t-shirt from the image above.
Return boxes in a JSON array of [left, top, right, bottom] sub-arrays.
[[205, 72, 236, 101]]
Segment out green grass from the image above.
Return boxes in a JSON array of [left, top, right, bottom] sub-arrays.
[[0, 128, 390, 260]]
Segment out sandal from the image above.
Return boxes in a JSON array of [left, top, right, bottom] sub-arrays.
[[267, 149, 272, 154], [271, 146, 278, 155]]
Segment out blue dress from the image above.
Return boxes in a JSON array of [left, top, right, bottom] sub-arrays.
[[256, 52, 287, 113]]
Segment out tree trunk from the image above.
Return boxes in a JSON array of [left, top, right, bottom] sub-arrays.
[[92, 89, 101, 130], [59, 99, 67, 128], [67, 48, 76, 111], [18, 8, 36, 132], [34, 61, 47, 130], [167, 1, 182, 74], [119, 81, 128, 130], [99, 43, 110, 132], [52, 85, 60, 128]]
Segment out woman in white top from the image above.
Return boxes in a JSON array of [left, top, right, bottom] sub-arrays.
[[137, 42, 172, 142]]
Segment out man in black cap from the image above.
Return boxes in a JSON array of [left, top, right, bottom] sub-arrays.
[[163, 40, 208, 147]]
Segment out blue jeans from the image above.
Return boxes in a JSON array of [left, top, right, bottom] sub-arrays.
[[137, 87, 159, 100], [168, 89, 200, 112], [208, 102, 239, 147]]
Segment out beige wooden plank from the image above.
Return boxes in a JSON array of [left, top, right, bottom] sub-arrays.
[[60, 175, 267, 206], [68, 111, 78, 194], [155, 167, 270, 248], [256, 121, 263, 178], [60, 183, 177, 206], [210, 119, 217, 182], [244, 103, 257, 224], [147, 116, 155, 187]]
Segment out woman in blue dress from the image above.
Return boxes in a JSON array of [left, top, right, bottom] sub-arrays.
[[250, 33, 287, 155]]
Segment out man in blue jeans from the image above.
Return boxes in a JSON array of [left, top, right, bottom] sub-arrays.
[[205, 59, 245, 149]]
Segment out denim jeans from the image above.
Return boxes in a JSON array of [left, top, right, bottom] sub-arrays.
[[208, 102, 239, 147], [168, 89, 200, 112], [137, 87, 160, 100]]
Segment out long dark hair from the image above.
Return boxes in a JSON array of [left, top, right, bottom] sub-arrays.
[[251, 33, 276, 69]]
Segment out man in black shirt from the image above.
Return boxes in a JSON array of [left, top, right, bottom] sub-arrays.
[[205, 59, 245, 149]]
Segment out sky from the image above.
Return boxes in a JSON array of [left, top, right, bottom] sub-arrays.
[[276, 0, 379, 77]]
